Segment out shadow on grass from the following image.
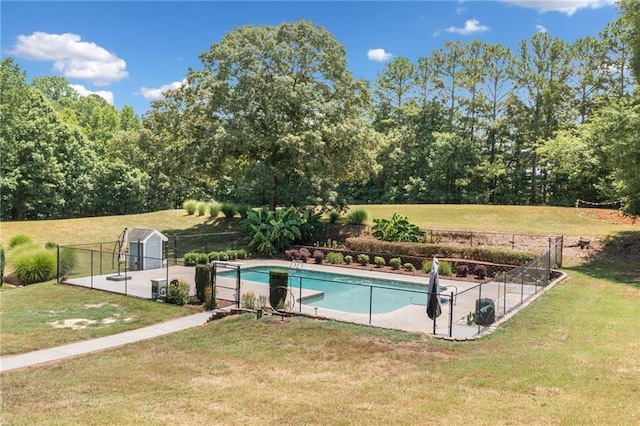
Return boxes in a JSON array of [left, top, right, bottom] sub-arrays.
[[161, 218, 247, 258], [565, 230, 640, 288]]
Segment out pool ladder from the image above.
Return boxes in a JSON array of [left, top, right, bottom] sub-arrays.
[[289, 259, 304, 270]]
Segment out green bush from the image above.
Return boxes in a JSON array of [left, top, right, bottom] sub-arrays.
[[346, 209, 368, 225], [236, 204, 251, 219], [209, 202, 221, 218], [236, 249, 248, 259], [197, 253, 209, 265], [357, 254, 369, 266], [225, 250, 237, 260], [195, 265, 211, 302], [9, 234, 33, 249], [326, 252, 344, 264], [328, 211, 341, 224], [197, 202, 208, 216], [346, 238, 536, 266], [11, 247, 56, 285], [389, 257, 402, 270], [422, 260, 452, 276], [203, 284, 216, 310], [344, 255, 353, 265], [220, 203, 237, 218], [241, 291, 257, 309], [374, 256, 385, 268], [269, 269, 288, 310], [184, 252, 198, 265], [403, 263, 415, 271], [44, 241, 57, 250], [256, 294, 268, 309], [183, 200, 197, 215], [208, 251, 220, 262], [166, 279, 191, 305]]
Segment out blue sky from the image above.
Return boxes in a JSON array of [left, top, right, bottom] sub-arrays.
[[1, 1, 621, 116]]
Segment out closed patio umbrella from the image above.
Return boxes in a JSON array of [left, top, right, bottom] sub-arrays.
[[427, 257, 442, 320], [118, 227, 128, 265]]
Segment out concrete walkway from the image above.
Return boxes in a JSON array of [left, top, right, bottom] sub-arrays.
[[0, 311, 214, 373]]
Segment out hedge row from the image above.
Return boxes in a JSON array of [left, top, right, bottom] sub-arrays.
[[344, 237, 536, 266]]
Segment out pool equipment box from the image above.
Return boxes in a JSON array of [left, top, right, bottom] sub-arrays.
[[151, 278, 167, 299]]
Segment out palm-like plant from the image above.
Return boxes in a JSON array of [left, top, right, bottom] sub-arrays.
[[242, 208, 303, 256], [371, 213, 425, 242]]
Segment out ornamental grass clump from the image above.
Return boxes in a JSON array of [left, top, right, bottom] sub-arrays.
[[326, 252, 344, 264], [183, 200, 198, 215], [11, 247, 56, 285]]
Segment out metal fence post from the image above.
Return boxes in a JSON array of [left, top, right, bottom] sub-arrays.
[[100, 243, 103, 275], [299, 277, 303, 313], [449, 292, 454, 338], [91, 250, 94, 289], [369, 286, 373, 325], [56, 245, 60, 284]]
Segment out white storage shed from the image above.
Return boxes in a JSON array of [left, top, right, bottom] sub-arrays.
[[128, 228, 168, 271]]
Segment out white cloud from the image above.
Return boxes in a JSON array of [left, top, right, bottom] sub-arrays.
[[9, 32, 127, 86], [457, 6, 467, 14], [367, 49, 393, 62], [69, 84, 114, 105], [446, 19, 490, 35], [139, 80, 186, 100], [501, 0, 616, 16], [536, 24, 548, 33]]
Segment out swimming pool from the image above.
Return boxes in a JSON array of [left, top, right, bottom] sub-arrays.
[[218, 266, 443, 314]]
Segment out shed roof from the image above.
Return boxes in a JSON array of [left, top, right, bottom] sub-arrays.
[[128, 228, 168, 243]]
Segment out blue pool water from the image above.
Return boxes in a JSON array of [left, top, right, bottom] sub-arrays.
[[218, 266, 439, 314]]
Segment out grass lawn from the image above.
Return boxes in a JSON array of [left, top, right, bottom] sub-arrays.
[[0, 280, 196, 355], [1, 206, 638, 424]]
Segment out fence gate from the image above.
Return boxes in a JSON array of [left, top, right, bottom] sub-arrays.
[[212, 261, 241, 308]]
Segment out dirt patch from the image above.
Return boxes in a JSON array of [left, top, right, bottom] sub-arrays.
[[578, 208, 637, 225]]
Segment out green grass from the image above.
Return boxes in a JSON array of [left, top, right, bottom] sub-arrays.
[[348, 204, 638, 237], [1, 206, 638, 424], [1, 267, 638, 424], [0, 280, 195, 355]]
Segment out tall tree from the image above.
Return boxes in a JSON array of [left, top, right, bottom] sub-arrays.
[[187, 20, 379, 210], [374, 57, 415, 109]]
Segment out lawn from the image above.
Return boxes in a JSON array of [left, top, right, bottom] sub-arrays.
[[1, 206, 638, 424]]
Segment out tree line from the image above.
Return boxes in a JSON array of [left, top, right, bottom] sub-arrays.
[[1, 0, 639, 220]]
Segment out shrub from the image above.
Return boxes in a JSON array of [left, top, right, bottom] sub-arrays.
[[225, 250, 237, 260], [197, 202, 208, 216], [195, 264, 211, 302], [389, 257, 402, 270], [203, 284, 216, 310], [284, 249, 300, 260], [208, 251, 220, 262], [328, 211, 341, 224], [197, 253, 209, 265], [236, 204, 251, 219], [219, 252, 230, 261], [422, 260, 452, 276], [403, 263, 415, 271], [183, 200, 197, 215], [326, 252, 344, 264], [209, 202, 221, 218], [236, 249, 248, 259], [9, 234, 33, 249], [183, 252, 198, 266], [44, 241, 57, 250], [372, 214, 425, 242], [345, 237, 536, 266], [241, 291, 257, 309], [346, 209, 368, 225], [299, 248, 311, 262], [242, 207, 303, 256], [256, 294, 268, 309], [269, 269, 288, 310], [357, 254, 369, 266], [344, 255, 353, 265], [166, 279, 191, 305], [58, 248, 77, 277], [439, 261, 452, 276], [374, 256, 385, 268], [220, 202, 237, 218], [456, 264, 469, 277], [475, 264, 487, 279], [313, 250, 325, 264], [12, 247, 56, 285]]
